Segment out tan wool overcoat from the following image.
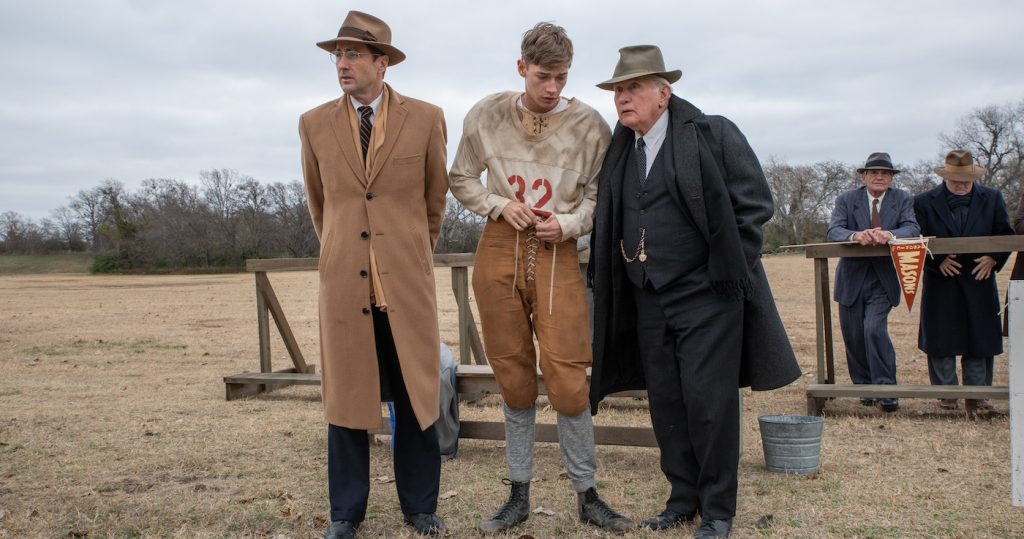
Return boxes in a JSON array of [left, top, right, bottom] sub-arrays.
[[299, 85, 448, 430]]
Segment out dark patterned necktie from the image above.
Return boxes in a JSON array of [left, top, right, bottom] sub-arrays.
[[358, 105, 373, 162], [871, 197, 881, 228], [636, 137, 647, 185]]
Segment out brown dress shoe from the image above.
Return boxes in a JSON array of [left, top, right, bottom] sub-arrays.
[[938, 399, 957, 410]]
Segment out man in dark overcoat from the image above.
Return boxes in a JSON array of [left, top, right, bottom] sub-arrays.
[[826, 153, 920, 412], [588, 45, 800, 539], [914, 149, 1014, 412]]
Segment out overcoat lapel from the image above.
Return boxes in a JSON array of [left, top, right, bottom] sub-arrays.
[[368, 86, 407, 186], [328, 99, 368, 186], [668, 97, 709, 240], [962, 185, 988, 234], [929, 188, 958, 234], [851, 190, 866, 230]]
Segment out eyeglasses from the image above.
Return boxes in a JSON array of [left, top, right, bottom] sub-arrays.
[[330, 49, 368, 63]]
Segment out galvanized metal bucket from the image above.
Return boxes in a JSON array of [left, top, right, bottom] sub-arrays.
[[758, 415, 823, 474]]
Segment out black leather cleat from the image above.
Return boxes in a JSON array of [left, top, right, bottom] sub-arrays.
[[479, 479, 530, 534], [577, 487, 633, 532], [694, 518, 732, 538], [403, 513, 446, 537], [641, 508, 697, 530], [324, 519, 358, 539]]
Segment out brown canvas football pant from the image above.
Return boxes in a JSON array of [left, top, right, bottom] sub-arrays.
[[472, 218, 591, 415]]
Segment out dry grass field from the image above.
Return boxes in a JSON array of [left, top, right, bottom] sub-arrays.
[[1, 254, 1022, 538]]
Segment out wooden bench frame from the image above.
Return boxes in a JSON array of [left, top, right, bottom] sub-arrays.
[[224, 253, 661, 447], [803, 235, 1024, 414]]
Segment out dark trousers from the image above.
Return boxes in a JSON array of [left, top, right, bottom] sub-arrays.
[[632, 277, 742, 521], [327, 308, 440, 523], [927, 355, 994, 386], [838, 272, 897, 386]]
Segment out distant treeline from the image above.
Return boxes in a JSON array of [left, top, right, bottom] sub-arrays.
[[1, 100, 1021, 271]]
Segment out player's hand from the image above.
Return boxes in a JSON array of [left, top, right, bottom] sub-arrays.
[[971, 255, 997, 281], [535, 216, 563, 243], [500, 201, 538, 231], [939, 255, 962, 277]]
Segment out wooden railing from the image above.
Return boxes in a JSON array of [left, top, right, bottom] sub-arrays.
[[222, 252, 664, 447], [802, 236, 1024, 415]]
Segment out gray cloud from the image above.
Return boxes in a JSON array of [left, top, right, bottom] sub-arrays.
[[2, 0, 1022, 219]]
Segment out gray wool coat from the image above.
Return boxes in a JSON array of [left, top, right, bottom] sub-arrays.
[[588, 95, 801, 411]]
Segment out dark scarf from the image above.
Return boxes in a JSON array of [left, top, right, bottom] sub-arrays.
[[692, 117, 753, 301], [944, 183, 972, 232]]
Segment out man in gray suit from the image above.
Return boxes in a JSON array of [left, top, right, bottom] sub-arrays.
[[827, 152, 920, 412]]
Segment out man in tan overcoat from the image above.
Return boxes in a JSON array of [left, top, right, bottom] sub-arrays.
[[299, 10, 448, 539]]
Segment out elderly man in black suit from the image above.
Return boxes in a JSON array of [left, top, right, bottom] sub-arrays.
[[827, 153, 920, 412], [914, 149, 1014, 413], [587, 45, 800, 539]]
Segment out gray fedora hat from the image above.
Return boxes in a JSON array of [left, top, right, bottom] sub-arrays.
[[316, 10, 406, 65], [856, 152, 901, 174], [596, 45, 682, 90]]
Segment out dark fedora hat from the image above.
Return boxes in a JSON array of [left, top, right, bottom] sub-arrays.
[[596, 45, 682, 90], [316, 11, 405, 65], [856, 152, 901, 174], [934, 149, 985, 180]]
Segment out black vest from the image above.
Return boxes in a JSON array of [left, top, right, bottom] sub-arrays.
[[621, 129, 708, 290]]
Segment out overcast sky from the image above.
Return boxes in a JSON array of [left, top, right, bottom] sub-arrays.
[[3, 0, 1023, 220]]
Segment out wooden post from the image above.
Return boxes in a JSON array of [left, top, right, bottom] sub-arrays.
[[451, 266, 486, 365], [255, 272, 309, 374], [256, 271, 272, 374], [1010, 280, 1023, 507], [809, 257, 828, 415]]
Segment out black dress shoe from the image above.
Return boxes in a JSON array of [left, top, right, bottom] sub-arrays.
[[879, 398, 899, 412], [403, 513, 446, 537], [694, 518, 732, 538], [641, 509, 697, 530], [859, 397, 877, 407], [324, 519, 358, 539]]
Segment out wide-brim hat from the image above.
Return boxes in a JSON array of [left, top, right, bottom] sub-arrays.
[[596, 45, 682, 90], [856, 152, 901, 174], [934, 149, 985, 180], [316, 10, 405, 66]]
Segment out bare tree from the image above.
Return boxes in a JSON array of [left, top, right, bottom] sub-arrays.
[[50, 206, 85, 251], [266, 180, 317, 258], [940, 100, 1024, 210], [764, 158, 853, 246], [437, 196, 484, 253]]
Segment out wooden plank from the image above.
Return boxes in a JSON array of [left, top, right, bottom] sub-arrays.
[[256, 272, 309, 374], [807, 383, 1009, 399], [247, 258, 319, 272], [804, 235, 1024, 259], [246, 252, 593, 273], [1009, 280, 1024, 507], [224, 367, 315, 400], [224, 372, 321, 385], [458, 421, 657, 447], [255, 272, 272, 374]]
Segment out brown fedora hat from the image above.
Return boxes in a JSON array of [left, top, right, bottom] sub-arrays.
[[596, 45, 682, 90], [934, 149, 985, 180], [316, 11, 405, 65]]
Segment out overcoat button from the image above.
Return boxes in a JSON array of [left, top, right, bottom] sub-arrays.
[[365, 193, 374, 200], [361, 307, 370, 315], [360, 231, 369, 239], [360, 270, 368, 277]]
